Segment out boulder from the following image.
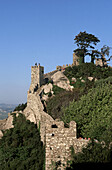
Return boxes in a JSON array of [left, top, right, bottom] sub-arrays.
[[43, 83, 53, 94], [88, 77, 94, 81], [81, 79, 85, 83], [51, 71, 73, 91], [72, 77, 77, 82]]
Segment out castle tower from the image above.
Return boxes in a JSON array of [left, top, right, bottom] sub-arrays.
[[73, 52, 79, 66], [29, 63, 44, 93]]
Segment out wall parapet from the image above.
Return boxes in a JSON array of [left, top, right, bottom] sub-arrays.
[[45, 120, 83, 170]]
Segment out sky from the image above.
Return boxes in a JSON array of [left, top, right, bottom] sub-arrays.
[[0, 0, 112, 104]]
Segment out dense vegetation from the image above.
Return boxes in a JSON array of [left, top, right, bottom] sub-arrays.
[[14, 103, 27, 112], [46, 63, 112, 121], [66, 141, 112, 170], [64, 63, 112, 81], [62, 76, 112, 141], [46, 88, 81, 119], [46, 63, 112, 168], [0, 114, 45, 170]]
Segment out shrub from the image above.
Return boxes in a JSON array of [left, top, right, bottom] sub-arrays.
[[52, 85, 65, 95], [46, 88, 81, 120], [67, 141, 112, 169], [64, 63, 112, 80]]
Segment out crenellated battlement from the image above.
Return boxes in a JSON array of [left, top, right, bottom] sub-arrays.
[[45, 120, 88, 170], [29, 63, 44, 93]]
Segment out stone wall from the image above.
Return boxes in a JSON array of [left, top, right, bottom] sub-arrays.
[[95, 57, 107, 67], [45, 120, 88, 170], [73, 52, 79, 66], [25, 64, 89, 169]]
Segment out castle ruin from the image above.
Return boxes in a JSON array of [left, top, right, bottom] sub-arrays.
[[56, 52, 108, 70], [23, 63, 89, 169], [95, 56, 108, 67], [0, 52, 108, 169]]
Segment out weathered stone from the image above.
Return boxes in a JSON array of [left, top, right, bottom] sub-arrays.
[[73, 52, 79, 66], [88, 77, 94, 81], [4, 114, 14, 130], [0, 130, 3, 139], [72, 77, 77, 82], [51, 71, 73, 91], [81, 79, 85, 83], [43, 83, 53, 94]]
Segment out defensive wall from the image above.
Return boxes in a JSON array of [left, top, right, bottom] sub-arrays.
[[45, 120, 89, 169], [24, 63, 89, 169]]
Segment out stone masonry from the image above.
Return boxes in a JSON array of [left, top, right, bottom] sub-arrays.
[[29, 64, 44, 93], [24, 64, 89, 169], [0, 62, 89, 170], [46, 120, 88, 170], [73, 52, 79, 66]]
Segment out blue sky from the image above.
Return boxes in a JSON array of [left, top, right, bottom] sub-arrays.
[[0, 0, 112, 104]]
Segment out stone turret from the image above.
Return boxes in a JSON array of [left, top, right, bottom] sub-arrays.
[[29, 63, 44, 93], [73, 52, 79, 66]]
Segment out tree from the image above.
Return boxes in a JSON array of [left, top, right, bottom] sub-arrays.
[[100, 45, 112, 66], [0, 113, 45, 170], [74, 31, 100, 64], [89, 50, 101, 63]]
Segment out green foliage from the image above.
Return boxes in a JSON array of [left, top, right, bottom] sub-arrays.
[[94, 76, 112, 87], [67, 141, 112, 169], [48, 91, 52, 97], [64, 63, 112, 81], [70, 78, 85, 89], [0, 114, 45, 170], [62, 79, 112, 141], [74, 31, 100, 63], [49, 160, 61, 170], [14, 103, 27, 112], [46, 88, 81, 120], [52, 85, 65, 95]]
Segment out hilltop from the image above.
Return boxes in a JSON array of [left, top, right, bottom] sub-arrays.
[[0, 31, 112, 169]]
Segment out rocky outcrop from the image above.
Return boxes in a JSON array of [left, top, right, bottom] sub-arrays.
[[51, 71, 73, 91], [0, 119, 7, 130], [43, 83, 53, 94], [24, 90, 54, 143], [0, 114, 14, 135], [3, 114, 14, 130]]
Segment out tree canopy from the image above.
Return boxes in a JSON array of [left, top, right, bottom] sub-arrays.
[[62, 76, 112, 141], [0, 113, 45, 170], [74, 31, 100, 64]]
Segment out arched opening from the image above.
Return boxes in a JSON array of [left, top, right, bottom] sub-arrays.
[[85, 55, 91, 63]]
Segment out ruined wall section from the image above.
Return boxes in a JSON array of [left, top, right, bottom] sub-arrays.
[[95, 57, 108, 67], [73, 52, 79, 66], [45, 120, 88, 170]]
